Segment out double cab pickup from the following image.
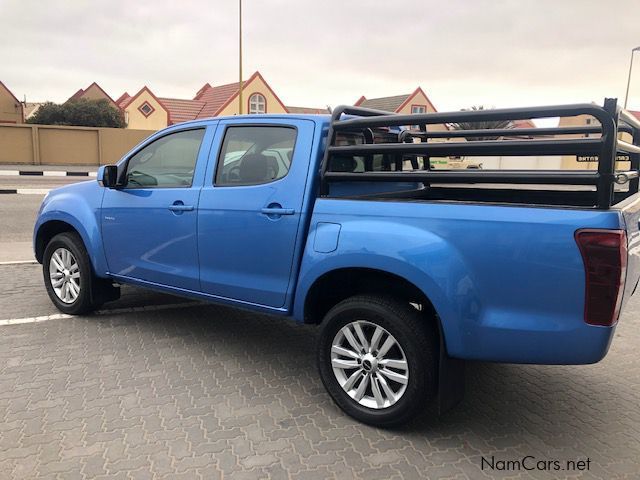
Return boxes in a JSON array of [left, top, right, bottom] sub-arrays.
[[34, 100, 640, 426]]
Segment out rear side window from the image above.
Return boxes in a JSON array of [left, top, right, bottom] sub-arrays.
[[215, 126, 296, 186], [124, 129, 205, 188]]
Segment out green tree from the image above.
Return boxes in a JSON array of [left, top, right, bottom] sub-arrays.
[[27, 99, 125, 128], [449, 106, 512, 141]]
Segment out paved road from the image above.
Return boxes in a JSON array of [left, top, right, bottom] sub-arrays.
[[0, 263, 638, 479], [0, 177, 86, 190], [0, 172, 93, 262]]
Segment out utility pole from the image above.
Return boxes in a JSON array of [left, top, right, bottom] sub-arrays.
[[623, 46, 640, 109], [238, 0, 243, 114]]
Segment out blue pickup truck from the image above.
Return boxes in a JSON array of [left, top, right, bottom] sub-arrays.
[[34, 100, 640, 426]]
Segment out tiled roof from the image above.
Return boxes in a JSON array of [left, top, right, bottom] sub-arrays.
[[115, 92, 131, 108], [286, 106, 329, 114], [159, 97, 207, 124], [195, 81, 241, 118], [69, 88, 85, 101], [357, 94, 411, 112]]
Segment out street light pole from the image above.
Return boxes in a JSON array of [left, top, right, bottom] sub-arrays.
[[238, 0, 243, 114], [623, 46, 640, 109]]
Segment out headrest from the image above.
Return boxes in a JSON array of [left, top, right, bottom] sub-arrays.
[[239, 153, 269, 183]]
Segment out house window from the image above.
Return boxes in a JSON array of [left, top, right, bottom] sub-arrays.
[[410, 105, 427, 130], [138, 101, 155, 118], [248, 93, 266, 114]]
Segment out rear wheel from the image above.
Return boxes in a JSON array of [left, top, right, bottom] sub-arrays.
[[317, 294, 437, 427], [43, 232, 117, 315]]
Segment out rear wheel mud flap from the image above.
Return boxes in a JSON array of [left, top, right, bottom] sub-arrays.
[[437, 334, 465, 414]]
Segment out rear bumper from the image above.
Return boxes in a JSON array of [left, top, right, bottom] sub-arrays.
[[448, 313, 616, 365]]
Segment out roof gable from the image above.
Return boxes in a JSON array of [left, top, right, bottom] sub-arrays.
[[115, 92, 131, 107], [196, 71, 289, 118], [0, 81, 21, 105], [124, 86, 169, 122], [355, 87, 439, 114], [68, 82, 119, 109], [396, 87, 438, 113], [356, 94, 411, 112]]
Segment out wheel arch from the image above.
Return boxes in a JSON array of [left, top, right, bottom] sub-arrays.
[[302, 267, 437, 323], [35, 220, 79, 263], [34, 211, 109, 277]]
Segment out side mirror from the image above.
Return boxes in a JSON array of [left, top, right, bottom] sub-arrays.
[[97, 165, 119, 188]]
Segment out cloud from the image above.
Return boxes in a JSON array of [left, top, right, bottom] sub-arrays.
[[2, 0, 640, 110]]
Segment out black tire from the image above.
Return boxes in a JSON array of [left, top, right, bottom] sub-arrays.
[[43, 231, 116, 315], [317, 294, 437, 427]]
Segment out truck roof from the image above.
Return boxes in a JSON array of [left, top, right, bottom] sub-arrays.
[[174, 113, 332, 129]]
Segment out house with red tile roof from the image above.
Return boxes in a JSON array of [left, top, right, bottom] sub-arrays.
[[0, 81, 24, 124], [355, 87, 448, 132], [118, 71, 292, 129], [68, 82, 120, 110]]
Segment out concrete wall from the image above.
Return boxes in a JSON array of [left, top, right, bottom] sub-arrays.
[[0, 124, 154, 165]]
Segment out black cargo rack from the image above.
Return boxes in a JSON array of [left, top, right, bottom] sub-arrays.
[[320, 98, 640, 209]]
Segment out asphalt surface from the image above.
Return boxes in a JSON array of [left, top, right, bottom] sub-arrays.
[[1, 170, 639, 479], [0, 172, 92, 262]]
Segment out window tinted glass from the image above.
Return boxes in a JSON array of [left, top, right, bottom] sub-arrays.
[[125, 129, 205, 188], [215, 126, 296, 186]]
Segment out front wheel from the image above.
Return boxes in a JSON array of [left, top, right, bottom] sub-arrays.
[[43, 232, 116, 315], [317, 295, 437, 427]]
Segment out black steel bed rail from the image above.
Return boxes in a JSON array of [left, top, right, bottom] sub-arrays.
[[319, 98, 640, 208]]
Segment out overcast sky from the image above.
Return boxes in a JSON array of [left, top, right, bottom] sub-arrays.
[[2, 0, 640, 115]]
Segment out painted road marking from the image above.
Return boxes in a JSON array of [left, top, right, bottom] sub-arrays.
[[0, 301, 204, 327], [0, 189, 51, 195], [0, 170, 97, 177], [0, 260, 38, 265]]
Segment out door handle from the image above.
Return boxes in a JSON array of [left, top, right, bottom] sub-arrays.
[[261, 207, 295, 215], [168, 203, 194, 212]]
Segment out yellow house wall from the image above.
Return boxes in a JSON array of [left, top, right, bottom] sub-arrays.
[[0, 85, 23, 124], [217, 76, 288, 116], [125, 91, 168, 130], [77, 84, 118, 109], [397, 91, 447, 132]]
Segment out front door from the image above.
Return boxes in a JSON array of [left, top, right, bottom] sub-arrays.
[[198, 119, 315, 308], [101, 127, 209, 291]]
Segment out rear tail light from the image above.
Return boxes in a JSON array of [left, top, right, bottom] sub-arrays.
[[575, 229, 627, 327]]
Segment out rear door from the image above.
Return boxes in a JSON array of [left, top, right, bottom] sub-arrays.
[[198, 119, 315, 309]]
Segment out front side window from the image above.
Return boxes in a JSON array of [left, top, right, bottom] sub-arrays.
[[215, 126, 296, 186], [248, 93, 266, 114], [124, 129, 205, 188]]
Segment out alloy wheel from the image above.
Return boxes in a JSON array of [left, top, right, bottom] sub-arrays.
[[49, 247, 81, 304], [331, 320, 409, 409]]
